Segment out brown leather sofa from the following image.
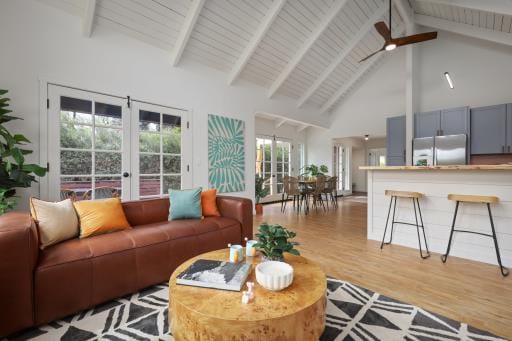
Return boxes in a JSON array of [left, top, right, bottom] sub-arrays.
[[0, 196, 253, 337]]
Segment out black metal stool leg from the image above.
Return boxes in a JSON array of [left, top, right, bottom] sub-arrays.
[[413, 198, 430, 259], [487, 203, 509, 277], [387, 196, 397, 245], [441, 201, 459, 263], [381, 196, 396, 248], [416, 198, 430, 255]]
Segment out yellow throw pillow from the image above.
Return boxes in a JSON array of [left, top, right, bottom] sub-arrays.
[[73, 198, 131, 238], [30, 198, 79, 249]]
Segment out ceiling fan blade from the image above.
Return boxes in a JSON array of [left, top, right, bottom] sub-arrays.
[[394, 31, 438, 47], [358, 47, 385, 63], [374, 21, 392, 41]]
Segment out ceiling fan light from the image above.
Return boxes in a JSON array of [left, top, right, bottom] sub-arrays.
[[385, 43, 397, 51]]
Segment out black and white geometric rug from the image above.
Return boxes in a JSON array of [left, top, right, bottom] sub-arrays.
[[6, 278, 506, 341]]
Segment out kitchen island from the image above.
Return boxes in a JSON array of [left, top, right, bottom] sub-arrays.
[[360, 165, 512, 267]]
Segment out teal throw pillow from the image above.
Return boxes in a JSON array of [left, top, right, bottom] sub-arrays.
[[168, 187, 202, 220]]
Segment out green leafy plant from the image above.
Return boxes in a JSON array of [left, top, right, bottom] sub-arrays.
[[255, 175, 270, 204], [254, 223, 300, 261], [0, 90, 47, 214], [300, 164, 329, 178]]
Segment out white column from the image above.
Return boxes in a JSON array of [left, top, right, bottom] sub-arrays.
[[404, 23, 417, 166]]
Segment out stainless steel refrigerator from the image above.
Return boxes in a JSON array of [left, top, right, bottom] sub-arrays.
[[413, 134, 467, 166]]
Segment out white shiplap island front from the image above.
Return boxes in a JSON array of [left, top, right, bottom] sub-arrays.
[[360, 165, 512, 267]]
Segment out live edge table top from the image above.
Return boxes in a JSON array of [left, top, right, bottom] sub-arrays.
[[168, 249, 327, 340]]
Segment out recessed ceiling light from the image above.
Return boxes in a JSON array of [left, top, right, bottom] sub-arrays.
[[385, 43, 397, 51], [444, 72, 454, 89]]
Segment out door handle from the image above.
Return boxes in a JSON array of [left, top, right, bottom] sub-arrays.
[[122, 172, 130, 178]]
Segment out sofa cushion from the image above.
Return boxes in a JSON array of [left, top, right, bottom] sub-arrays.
[[122, 198, 169, 226], [74, 198, 131, 238], [168, 188, 202, 220]]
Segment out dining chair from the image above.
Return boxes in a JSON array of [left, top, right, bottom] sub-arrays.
[[83, 186, 119, 200], [324, 176, 338, 208], [283, 176, 301, 213], [310, 175, 327, 212], [60, 189, 77, 201], [281, 176, 290, 212]]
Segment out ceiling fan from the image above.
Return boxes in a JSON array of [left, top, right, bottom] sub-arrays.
[[359, 0, 438, 62]]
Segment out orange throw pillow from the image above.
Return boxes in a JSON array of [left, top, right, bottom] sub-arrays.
[[201, 189, 221, 217], [73, 198, 131, 238]]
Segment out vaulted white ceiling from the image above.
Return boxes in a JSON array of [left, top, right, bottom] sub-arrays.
[[39, 0, 512, 115]]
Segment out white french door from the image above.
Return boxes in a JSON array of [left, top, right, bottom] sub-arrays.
[[255, 136, 291, 202], [131, 101, 192, 199], [46, 85, 191, 201]]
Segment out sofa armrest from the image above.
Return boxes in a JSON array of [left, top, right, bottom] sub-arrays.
[[216, 196, 253, 244], [0, 212, 39, 337]]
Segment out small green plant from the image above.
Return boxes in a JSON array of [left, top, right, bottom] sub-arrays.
[[300, 164, 328, 178], [255, 175, 270, 204], [0, 89, 47, 214], [254, 223, 300, 261]]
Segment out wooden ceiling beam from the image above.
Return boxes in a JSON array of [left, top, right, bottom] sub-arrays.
[[170, 0, 205, 67], [82, 0, 97, 37], [415, 0, 512, 17], [297, 2, 389, 108], [415, 14, 512, 47], [227, 0, 286, 85], [267, 0, 350, 98]]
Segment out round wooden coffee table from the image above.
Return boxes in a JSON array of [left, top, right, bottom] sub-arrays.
[[169, 249, 326, 340]]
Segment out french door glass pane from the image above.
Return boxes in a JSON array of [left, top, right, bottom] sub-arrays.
[[138, 111, 182, 197], [59, 96, 124, 200]]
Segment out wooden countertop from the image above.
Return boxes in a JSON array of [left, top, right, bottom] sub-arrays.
[[359, 165, 512, 171]]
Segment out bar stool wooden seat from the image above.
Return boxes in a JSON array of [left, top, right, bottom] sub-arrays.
[[442, 194, 508, 277], [381, 190, 430, 259]]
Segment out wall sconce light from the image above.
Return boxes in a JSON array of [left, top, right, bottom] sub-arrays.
[[364, 134, 369, 141], [444, 72, 454, 89]]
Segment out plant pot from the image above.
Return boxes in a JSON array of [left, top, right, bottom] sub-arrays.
[[255, 203, 263, 215], [261, 254, 284, 262]]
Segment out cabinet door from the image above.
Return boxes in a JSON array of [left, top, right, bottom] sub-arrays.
[[470, 104, 507, 154], [414, 110, 441, 138], [386, 115, 405, 165], [507, 104, 512, 153], [441, 106, 469, 135]]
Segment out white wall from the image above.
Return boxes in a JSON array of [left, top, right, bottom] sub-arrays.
[[308, 29, 512, 176], [0, 0, 329, 209]]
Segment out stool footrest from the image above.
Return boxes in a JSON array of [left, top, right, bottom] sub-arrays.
[[451, 229, 493, 238], [392, 221, 427, 229]]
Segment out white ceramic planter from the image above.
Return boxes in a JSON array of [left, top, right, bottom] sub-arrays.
[[255, 261, 294, 291]]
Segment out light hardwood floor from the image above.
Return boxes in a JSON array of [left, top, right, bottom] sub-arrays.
[[253, 196, 512, 339]]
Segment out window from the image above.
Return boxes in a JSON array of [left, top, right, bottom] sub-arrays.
[[58, 96, 124, 200], [275, 140, 291, 194], [298, 143, 305, 174], [256, 138, 272, 194], [138, 110, 182, 197]]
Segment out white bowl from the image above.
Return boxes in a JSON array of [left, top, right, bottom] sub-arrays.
[[255, 261, 294, 291]]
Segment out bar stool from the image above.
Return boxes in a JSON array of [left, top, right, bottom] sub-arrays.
[[381, 190, 430, 259], [441, 194, 509, 277]]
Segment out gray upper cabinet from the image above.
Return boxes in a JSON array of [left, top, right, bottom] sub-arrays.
[[441, 106, 470, 136], [470, 104, 507, 155], [414, 110, 440, 138], [387, 115, 406, 166], [507, 104, 512, 153]]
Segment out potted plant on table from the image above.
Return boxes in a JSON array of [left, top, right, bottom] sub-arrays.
[[300, 164, 329, 180], [0, 90, 47, 214], [254, 223, 300, 261], [255, 175, 269, 215]]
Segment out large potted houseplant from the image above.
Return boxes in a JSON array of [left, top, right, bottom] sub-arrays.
[[254, 223, 300, 261], [0, 89, 47, 214], [300, 164, 328, 179], [254, 175, 269, 215]]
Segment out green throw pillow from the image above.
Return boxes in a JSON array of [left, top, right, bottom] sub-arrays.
[[168, 187, 203, 220]]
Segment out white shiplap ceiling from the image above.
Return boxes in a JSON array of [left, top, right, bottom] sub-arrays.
[[38, 0, 512, 115]]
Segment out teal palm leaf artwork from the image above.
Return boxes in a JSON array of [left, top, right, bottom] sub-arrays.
[[208, 114, 245, 193]]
